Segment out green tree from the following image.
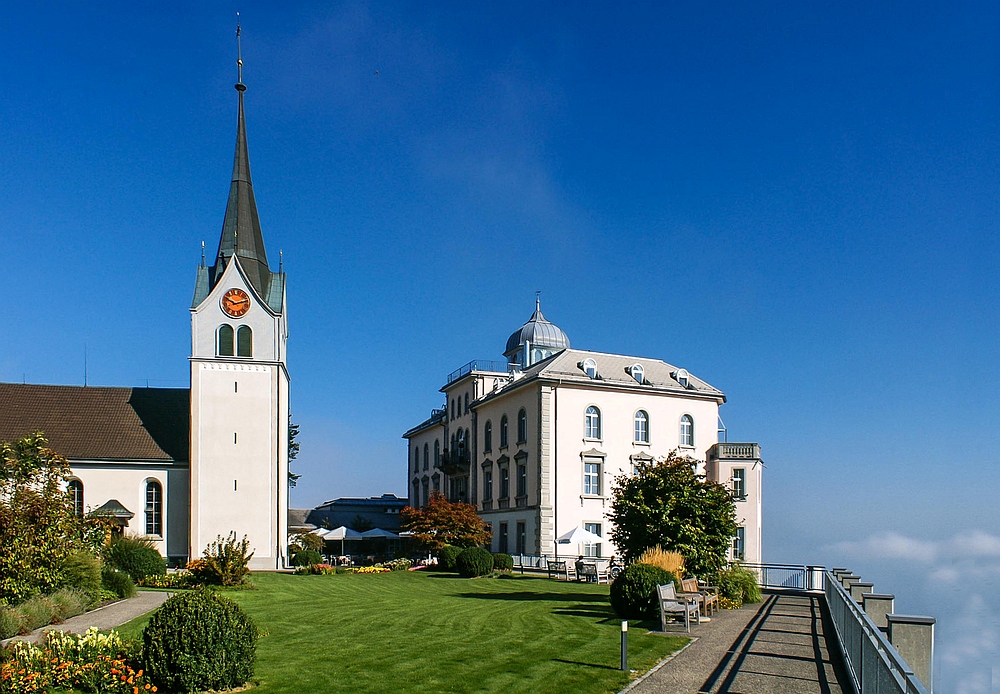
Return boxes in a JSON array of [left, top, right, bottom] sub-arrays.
[[287, 420, 301, 487], [401, 491, 491, 550], [608, 452, 737, 578], [0, 433, 83, 602]]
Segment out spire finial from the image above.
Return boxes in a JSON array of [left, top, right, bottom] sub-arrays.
[[535, 290, 541, 311], [235, 14, 246, 91], [201, 240, 206, 266], [279, 249, 283, 272]]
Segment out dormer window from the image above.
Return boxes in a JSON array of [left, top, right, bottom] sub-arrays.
[[629, 364, 644, 384], [581, 358, 598, 379], [675, 368, 690, 388]]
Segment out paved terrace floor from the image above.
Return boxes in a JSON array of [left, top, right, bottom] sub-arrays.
[[630, 592, 853, 694]]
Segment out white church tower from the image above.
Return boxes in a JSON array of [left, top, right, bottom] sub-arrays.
[[189, 41, 289, 570]]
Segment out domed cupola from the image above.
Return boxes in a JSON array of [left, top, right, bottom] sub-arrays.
[[504, 297, 570, 368]]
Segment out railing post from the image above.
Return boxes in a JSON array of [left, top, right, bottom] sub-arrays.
[[887, 614, 935, 693], [861, 593, 894, 631], [807, 565, 825, 591], [848, 581, 874, 603]]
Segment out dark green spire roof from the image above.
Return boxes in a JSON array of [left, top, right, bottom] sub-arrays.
[[211, 81, 271, 297]]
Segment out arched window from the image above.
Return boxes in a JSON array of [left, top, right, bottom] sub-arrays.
[[630, 364, 644, 384], [581, 358, 598, 379], [517, 409, 528, 444], [634, 410, 649, 443], [423, 443, 429, 471], [145, 480, 163, 536], [484, 420, 493, 452], [413, 447, 420, 472], [680, 415, 694, 447], [675, 369, 690, 388], [585, 406, 601, 439], [68, 479, 84, 518], [236, 325, 252, 357], [217, 325, 234, 356], [500, 415, 509, 448], [434, 440, 441, 466], [464, 393, 469, 414], [457, 429, 465, 453]]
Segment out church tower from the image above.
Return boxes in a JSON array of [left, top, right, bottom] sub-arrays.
[[189, 35, 289, 570]]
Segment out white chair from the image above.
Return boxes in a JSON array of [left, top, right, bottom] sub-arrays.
[[658, 582, 700, 633]]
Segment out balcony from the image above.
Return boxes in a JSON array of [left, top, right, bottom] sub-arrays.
[[437, 447, 470, 475], [446, 359, 511, 384], [708, 442, 760, 461]]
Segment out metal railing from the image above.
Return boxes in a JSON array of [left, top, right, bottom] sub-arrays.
[[825, 570, 929, 694], [446, 359, 511, 384], [740, 562, 819, 591]]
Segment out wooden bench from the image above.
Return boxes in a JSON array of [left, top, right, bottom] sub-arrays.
[[547, 560, 577, 581], [658, 582, 700, 633], [578, 562, 610, 584], [681, 577, 719, 616]]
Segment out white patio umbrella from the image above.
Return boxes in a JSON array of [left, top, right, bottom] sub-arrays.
[[360, 528, 400, 539], [555, 527, 604, 557], [320, 526, 363, 555]]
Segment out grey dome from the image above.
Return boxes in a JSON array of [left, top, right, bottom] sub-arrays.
[[504, 299, 570, 360]]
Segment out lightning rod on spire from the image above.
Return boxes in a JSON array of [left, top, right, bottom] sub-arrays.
[[235, 14, 246, 91]]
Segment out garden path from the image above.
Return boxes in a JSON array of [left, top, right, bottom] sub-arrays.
[[2, 590, 170, 646], [626, 593, 853, 694]]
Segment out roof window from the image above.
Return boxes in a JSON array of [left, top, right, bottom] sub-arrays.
[[675, 369, 690, 388], [580, 358, 598, 379], [629, 364, 644, 384]]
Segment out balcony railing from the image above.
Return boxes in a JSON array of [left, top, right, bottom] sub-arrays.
[[708, 442, 761, 460], [446, 359, 511, 384], [437, 448, 470, 475]]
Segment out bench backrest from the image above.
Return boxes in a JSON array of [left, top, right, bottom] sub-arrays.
[[658, 582, 677, 602], [681, 578, 699, 593]]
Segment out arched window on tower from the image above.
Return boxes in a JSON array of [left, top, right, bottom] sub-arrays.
[[68, 479, 84, 518], [236, 326, 252, 357], [217, 325, 235, 356], [145, 480, 163, 537], [517, 409, 527, 444]]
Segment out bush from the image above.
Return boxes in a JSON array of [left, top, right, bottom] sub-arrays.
[[716, 565, 762, 607], [437, 545, 462, 572], [0, 604, 23, 639], [17, 594, 56, 633], [138, 571, 191, 588], [637, 546, 685, 578], [380, 558, 412, 571], [142, 588, 259, 692], [101, 566, 137, 600], [61, 550, 103, 606], [103, 535, 166, 583], [456, 547, 494, 578], [492, 553, 514, 572], [48, 587, 88, 622], [609, 564, 676, 620], [189, 533, 254, 586], [291, 548, 322, 567]]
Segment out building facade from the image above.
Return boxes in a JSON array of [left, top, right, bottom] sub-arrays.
[[0, 68, 289, 569], [404, 301, 762, 564]]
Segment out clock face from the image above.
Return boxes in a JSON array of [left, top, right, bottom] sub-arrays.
[[222, 288, 251, 318]]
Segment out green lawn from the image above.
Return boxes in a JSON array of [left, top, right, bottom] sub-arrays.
[[119, 571, 686, 693]]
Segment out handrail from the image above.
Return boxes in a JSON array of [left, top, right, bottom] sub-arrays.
[[824, 570, 929, 694]]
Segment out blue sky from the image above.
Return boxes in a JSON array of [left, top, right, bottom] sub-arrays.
[[2, 3, 998, 689]]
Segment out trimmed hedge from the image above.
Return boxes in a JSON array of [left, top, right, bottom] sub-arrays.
[[143, 589, 259, 693], [103, 535, 166, 583], [291, 549, 323, 567], [437, 545, 462, 572], [492, 553, 514, 572], [609, 564, 676, 620], [456, 547, 494, 578]]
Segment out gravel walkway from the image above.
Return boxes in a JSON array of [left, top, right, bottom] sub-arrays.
[[627, 592, 853, 694], [2, 590, 170, 646]]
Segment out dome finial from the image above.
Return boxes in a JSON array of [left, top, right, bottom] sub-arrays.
[[535, 290, 541, 312]]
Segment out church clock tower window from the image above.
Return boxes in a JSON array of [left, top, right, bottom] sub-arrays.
[[218, 325, 235, 356], [236, 326, 252, 357]]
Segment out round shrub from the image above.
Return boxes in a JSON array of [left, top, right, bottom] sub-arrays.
[[609, 564, 676, 620], [291, 549, 322, 567], [101, 566, 137, 599], [437, 545, 462, 572], [492, 553, 514, 572], [143, 588, 259, 693], [456, 547, 494, 578], [717, 565, 762, 605], [103, 535, 166, 583], [61, 550, 102, 606]]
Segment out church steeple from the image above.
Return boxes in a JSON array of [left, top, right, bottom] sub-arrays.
[[210, 21, 271, 298]]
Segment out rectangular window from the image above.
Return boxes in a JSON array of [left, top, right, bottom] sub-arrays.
[[483, 470, 493, 501], [499, 522, 509, 554], [516, 463, 527, 498], [584, 522, 602, 558], [516, 521, 526, 555], [500, 467, 510, 499], [583, 462, 601, 496], [732, 468, 746, 500], [733, 527, 745, 561]]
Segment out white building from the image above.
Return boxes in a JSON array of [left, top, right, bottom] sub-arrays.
[[404, 301, 762, 564], [0, 70, 289, 570]]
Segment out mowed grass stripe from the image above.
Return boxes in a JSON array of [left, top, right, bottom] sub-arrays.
[[120, 571, 686, 693]]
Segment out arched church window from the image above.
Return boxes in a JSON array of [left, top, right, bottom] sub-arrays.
[[145, 480, 163, 537], [68, 479, 84, 518], [217, 325, 235, 356], [236, 326, 252, 357]]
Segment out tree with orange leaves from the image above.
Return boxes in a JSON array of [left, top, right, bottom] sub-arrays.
[[401, 491, 491, 550]]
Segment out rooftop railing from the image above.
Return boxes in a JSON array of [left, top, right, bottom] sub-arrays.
[[446, 359, 511, 384], [708, 442, 761, 459]]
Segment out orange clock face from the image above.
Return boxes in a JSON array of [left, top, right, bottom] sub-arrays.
[[222, 289, 251, 318]]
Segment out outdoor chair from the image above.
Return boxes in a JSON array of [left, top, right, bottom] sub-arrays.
[[681, 577, 719, 617], [547, 560, 577, 581], [658, 582, 700, 633], [579, 562, 610, 584]]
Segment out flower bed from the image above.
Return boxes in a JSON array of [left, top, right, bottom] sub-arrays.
[[0, 627, 155, 694]]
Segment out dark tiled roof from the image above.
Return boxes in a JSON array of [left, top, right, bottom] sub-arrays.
[[0, 383, 189, 462]]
